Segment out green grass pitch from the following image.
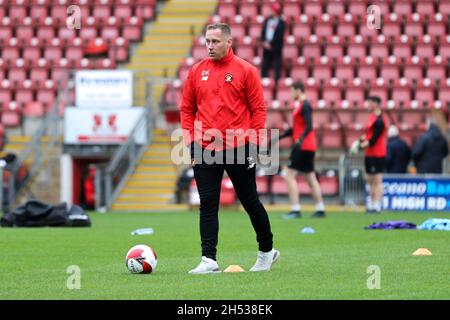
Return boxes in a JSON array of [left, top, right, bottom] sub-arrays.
[[1, 210, 449, 299]]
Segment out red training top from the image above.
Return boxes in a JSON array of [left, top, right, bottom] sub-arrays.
[[180, 48, 266, 150], [365, 113, 388, 157], [292, 99, 317, 152]]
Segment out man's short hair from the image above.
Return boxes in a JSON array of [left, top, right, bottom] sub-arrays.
[[292, 81, 305, 92], [367, 95, 382, 105], [206, 23, 231, 36]]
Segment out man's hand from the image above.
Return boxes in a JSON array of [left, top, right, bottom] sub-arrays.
[[263, 41, 272, 50], [294, 139, 303, 150], [359, 140, 369, 149]]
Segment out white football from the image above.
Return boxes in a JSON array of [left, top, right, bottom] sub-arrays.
[[125, 244, 157, 274]]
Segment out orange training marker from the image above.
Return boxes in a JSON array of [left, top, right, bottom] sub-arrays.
[[224, 265, 245, 272], [412, 248, 433, 256]]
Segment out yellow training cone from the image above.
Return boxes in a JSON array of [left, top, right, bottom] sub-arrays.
[[412, 248, 433, 256], [224, 265, 245, 273]]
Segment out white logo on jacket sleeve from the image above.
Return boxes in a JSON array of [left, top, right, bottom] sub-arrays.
[[201, 70, 209, 81]]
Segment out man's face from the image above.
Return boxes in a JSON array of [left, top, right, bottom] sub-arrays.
[[291, 88, 303, 100], [205, 28, 232, 61]]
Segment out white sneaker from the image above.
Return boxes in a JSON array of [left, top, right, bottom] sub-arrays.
[[188, 256, 221, 274], [249, 249, 280, 272]]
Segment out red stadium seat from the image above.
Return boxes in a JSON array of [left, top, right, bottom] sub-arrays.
[[24, 101, 44, 117], [66, 47, 84, 61], [426, 63, 446, 81], [15, 89, 34, 105], [80, 27, 98, 41], [93, 6, 112, 20], [122, 25, 142, 41], [438, 1, 450, 15], [44, 47, 63, 62], [315, 22, 333, 38], [239, 2, 258, 18], [380, 65, 400, 81], [235, 44, 255, 62], [8, 68, 27, 83], [414, 86, 434, 107], [345, 85, 365, 107], [304, 2, 322, 17], [217, 4, 237, 18], [335, 64, 354, 81], [302, 43, 321, 58], [101, 27, 120, 40], [393, 43, 412, 59], [292, 23, 311, 40], [370, 43, 389, 59], [30, 69, 48, 83], [358, 63, 377, 81], [290, 64, 308, 80], [349, 2, 366, 16], [405, 22, 423, 37], [0, 89, 12, 107], [403, 63, 423, 79], [58, 28, 76, 41], [427, 22, 446, 37], [439, 87, 450, 106], [23, 47, 42, 63], [9, 6, 27, 22], [391, 86, 411, 106], [327, 1, 345, 16], [115, 5, 133, 19], [393, 1, 412, 16], [282, 2, 301, 18], [439, 43, 450, 60], [322, 85, 341, 107], [325, 43, 343, 59], [320, 123, 343, 148], [382, 22, 401, 38], [347, 43, 366, 59], [16, 26, 34, 42], [313, 64, 332, 81], [283, 44, 299, 60], [37, 27, 55, 41], [415, 43, 435, 59], [248, 23, 262, 39], [337, 22, 356, 38], [2, 110, 21, 127], [416, 1, 435, 15]]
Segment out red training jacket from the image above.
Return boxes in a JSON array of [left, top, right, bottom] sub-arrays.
[[292, 100, 317, 152], [180, 48, 266, 150], [365, 113, 388, 157]]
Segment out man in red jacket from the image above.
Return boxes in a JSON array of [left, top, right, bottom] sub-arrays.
[[279, 81, 326, 219], [359, 96, 388, 213], [180, 23, 279, 274]]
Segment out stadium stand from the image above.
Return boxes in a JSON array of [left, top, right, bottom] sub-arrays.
[[0, 0, 158, 132], [161, 0, 450, 203]]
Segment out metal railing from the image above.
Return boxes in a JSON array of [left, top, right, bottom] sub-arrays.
[[96, 76, 154, 211], [339, 153, 366, 207], [0, 86, 63, 213]]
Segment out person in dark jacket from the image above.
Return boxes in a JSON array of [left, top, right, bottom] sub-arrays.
[[260, 3, 285, 85], [386, 125, 411, 174], [412, 119, 449, 174]]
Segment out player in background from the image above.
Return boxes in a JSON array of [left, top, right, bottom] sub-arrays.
[[279, 81, 326, 219], [358, 96, 388, 214]]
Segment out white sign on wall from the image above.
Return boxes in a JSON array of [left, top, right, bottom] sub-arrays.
[[64, 108, 146, 144], [75, 70, 133, 108]]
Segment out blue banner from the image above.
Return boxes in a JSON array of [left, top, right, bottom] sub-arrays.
[[368, 176, 450, 211]]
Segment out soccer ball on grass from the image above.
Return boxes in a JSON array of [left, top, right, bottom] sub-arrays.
[[125, 244, 157, 274]]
